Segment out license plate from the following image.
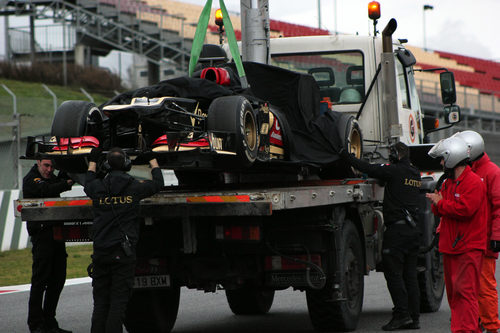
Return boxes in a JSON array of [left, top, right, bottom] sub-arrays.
[[133, 275, 170, 288], [267, 272, 323, 287]]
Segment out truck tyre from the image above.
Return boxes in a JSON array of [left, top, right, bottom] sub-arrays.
[[225, 285, 275, 315], [207, 96, 259, 168], [124, 287, 180, 333], [51, 100, 103, 138], [418, 191, 445, 312], [306, 220, 364, 332]]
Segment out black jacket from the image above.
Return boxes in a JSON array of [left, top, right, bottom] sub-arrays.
[[348, 156, 421, 225], [84, 168, 164, 255], [22, 164, 72, 235]]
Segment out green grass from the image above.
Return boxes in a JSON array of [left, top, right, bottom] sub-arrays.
[[0, 78, 113, 139], [0, 244, 93, 287]]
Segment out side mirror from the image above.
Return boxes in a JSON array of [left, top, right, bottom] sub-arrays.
[[396, 49, 416, 68], [440, 71, 457, 105], [444, 105, 461, 124]]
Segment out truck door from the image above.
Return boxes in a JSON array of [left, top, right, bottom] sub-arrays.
[[395, 57, 423, 144]]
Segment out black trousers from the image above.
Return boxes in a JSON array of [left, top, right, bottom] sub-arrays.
[[382, 223, 420, 321], [28, 228, 67, 330], [91, 247, 135, 333]]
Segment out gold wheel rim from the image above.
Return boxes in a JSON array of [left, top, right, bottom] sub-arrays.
[[349, 127, 362, 158], [244, 110, 257, 150]]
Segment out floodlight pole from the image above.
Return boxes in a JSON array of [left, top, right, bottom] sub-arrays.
[[241, 0, 270, 64], [423, 4, 434, 51], [317, 0, 321, 29]]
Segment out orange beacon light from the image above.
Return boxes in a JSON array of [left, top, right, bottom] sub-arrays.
[[368, 1, 381, 20]]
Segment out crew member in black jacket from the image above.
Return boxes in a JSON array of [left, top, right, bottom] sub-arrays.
[[343, 142, 422, 331], [23, 157, 74, 333], [84, 147, 164, 333]]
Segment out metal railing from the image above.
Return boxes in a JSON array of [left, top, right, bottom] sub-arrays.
[[0, 84, 22, 189], [34, 0, 190, 66]]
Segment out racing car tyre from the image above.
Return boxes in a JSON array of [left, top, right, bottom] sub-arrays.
[[50, 101, 104, 174], [207, 96, 259, 168], [124, 287, 180, 333], [336, 114, 362, 159], [226, 285, 275, 315], [51, 100, 103, 137]]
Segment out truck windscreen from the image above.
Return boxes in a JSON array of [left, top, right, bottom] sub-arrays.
[[271, 51, 365, 105]]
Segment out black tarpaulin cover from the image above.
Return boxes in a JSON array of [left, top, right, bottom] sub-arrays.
[[103, 61, 345, 166]]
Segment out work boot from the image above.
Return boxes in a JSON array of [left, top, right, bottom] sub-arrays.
[[45, 328, 72, 333], [401, 319, 420, 329], [30, 328, 45, 333], [382, 315, 413, 331]]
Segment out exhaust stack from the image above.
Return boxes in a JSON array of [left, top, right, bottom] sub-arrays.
[[380, 18, 401, 144], [382, 19, 397, 53]]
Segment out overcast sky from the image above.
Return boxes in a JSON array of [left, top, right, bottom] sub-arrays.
[[1, 0, 499, 79], [183, 0, 500, 61]]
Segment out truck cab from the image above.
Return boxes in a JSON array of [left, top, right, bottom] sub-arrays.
[[270, 35, 430, 159]]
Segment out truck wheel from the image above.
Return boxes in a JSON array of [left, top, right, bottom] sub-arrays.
[[418, 192, 445, 312], [51, 100, 103, 137], [207, 96, 259, 168], [225, 285, 275, 315], [419, 243, 444, 312], [124, 287, 180, 333], [306, 220, 364, 332]]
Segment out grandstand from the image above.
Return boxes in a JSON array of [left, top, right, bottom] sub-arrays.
[[144, 1, 500, 119]]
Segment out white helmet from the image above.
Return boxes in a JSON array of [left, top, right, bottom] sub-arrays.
[[428, 137, 470, 168], [452, 130, 484, 161]]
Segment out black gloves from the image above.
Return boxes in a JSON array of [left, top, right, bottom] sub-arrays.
[[89, 147, 102, 163], [58, 170, 70, 180], [338, 147, 352, 160], [140, 150, 156, 162], [491, 240, 500, 252]]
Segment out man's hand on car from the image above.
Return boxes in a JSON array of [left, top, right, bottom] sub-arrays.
[[89, 147, 102, 163], [140, 150, 156, 163], [338, 147, 353, 160], [58, 171, 74, 186]]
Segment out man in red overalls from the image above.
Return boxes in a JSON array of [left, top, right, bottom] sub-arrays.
[[427, 136, 487, 333], [455, 131, 500, 333]]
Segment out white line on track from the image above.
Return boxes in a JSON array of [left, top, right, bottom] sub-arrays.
[[0, 277, 91, 295]]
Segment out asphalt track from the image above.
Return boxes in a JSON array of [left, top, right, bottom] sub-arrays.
[[0, 271, 465, 333]]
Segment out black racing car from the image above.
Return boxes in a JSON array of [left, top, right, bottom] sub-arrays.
[[25, 61, 362, 183]]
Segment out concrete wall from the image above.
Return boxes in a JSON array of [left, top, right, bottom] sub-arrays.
[[0, 189, 27, 251]]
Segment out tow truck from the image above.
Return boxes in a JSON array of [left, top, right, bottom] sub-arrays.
[[15, 1, 460, 332]]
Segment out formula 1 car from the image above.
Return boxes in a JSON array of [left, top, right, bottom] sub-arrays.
[[24, 61, 362, 183]]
